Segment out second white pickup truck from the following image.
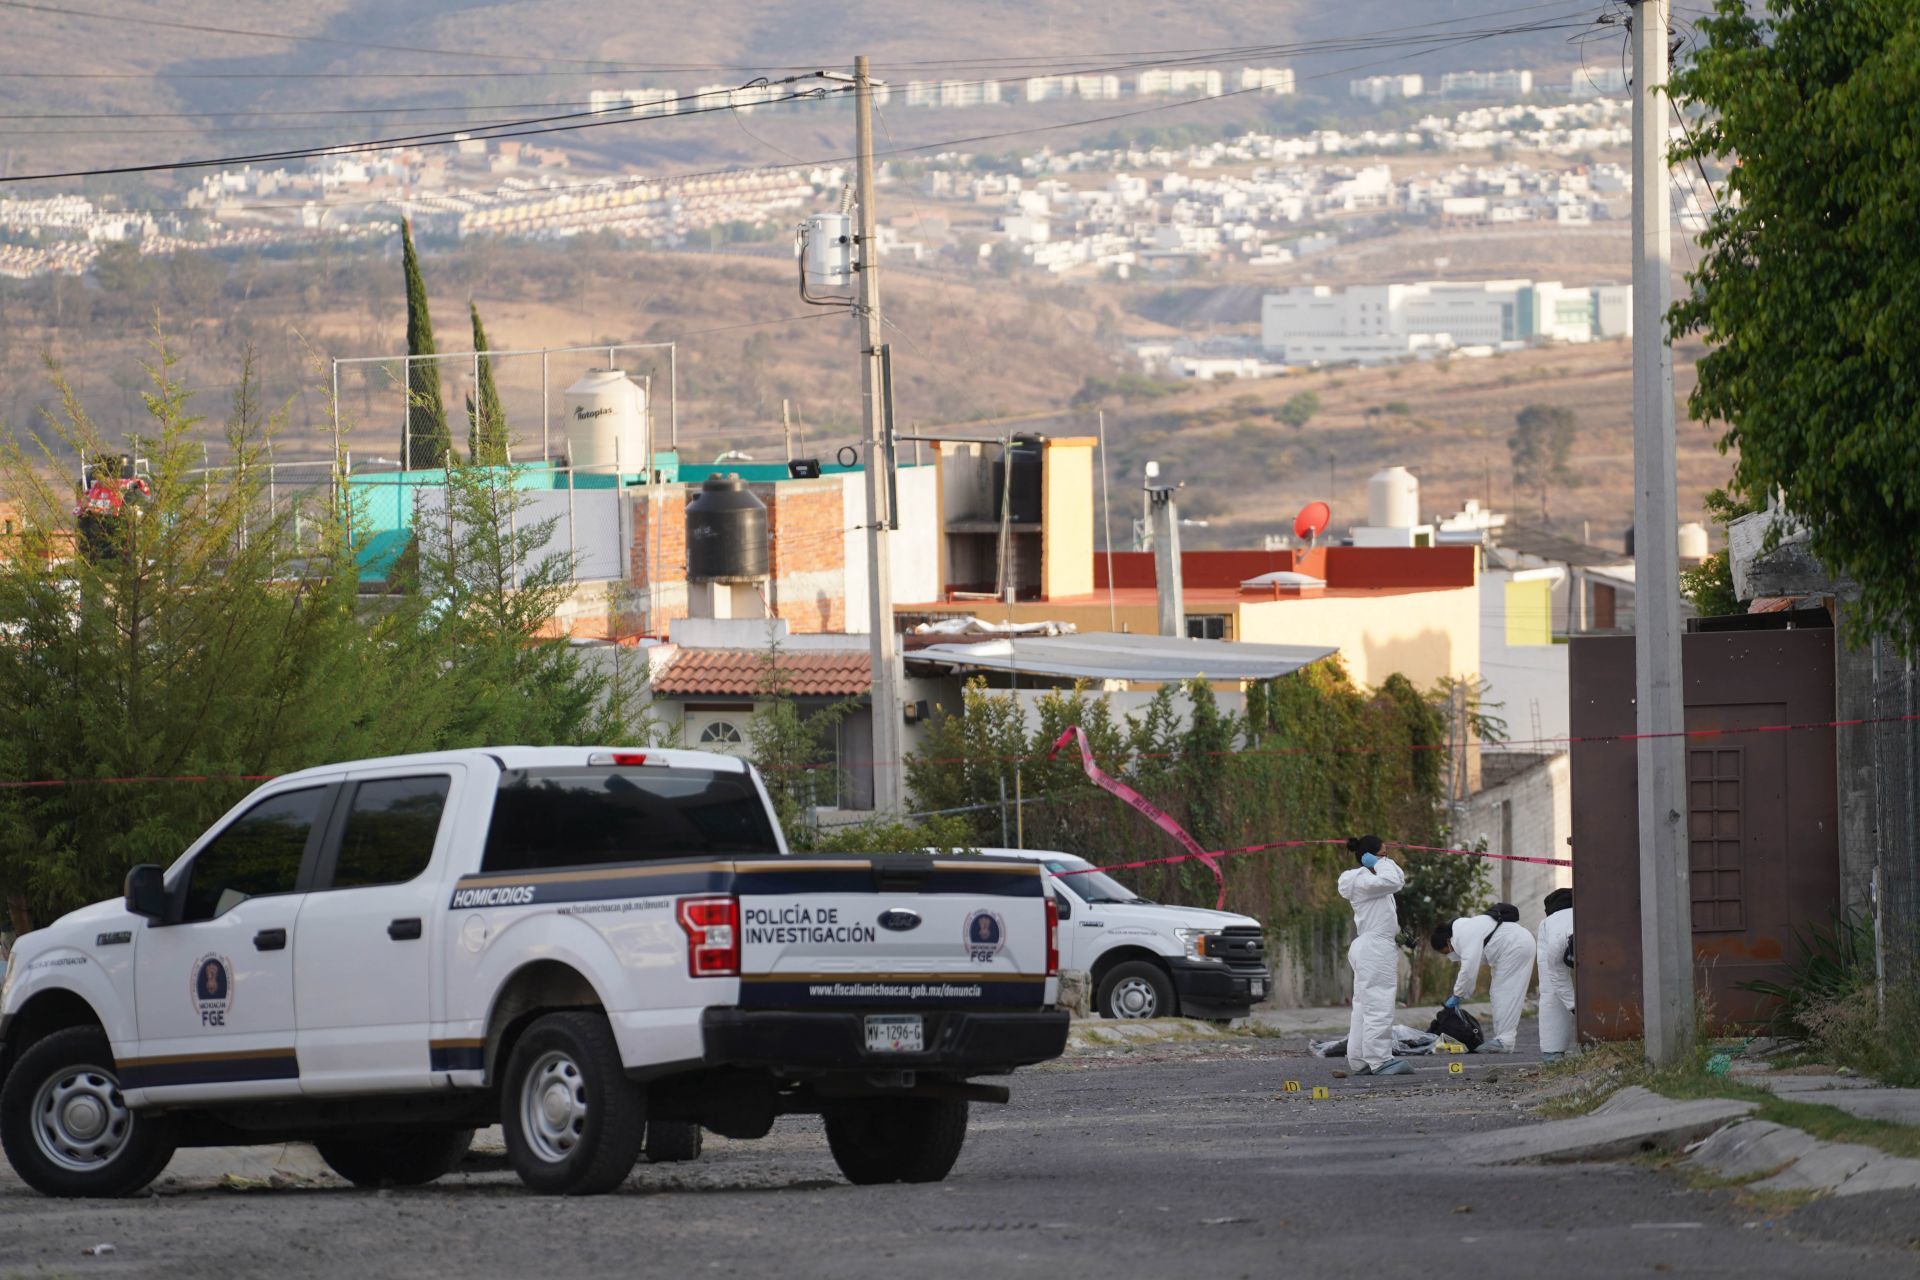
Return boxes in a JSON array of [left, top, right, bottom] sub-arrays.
[[0, 748, 1067, 1197]]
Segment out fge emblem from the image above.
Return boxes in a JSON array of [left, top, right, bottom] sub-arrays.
[[962, 909, 1005, 963], [190, 954, 234, 1027]]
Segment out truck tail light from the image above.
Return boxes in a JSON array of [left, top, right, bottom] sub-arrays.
[[1045, 894, 1059, 977], [676, 896, 739, 977], [589, 751, 652, 766]]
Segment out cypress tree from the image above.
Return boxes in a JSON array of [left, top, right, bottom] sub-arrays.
[[401, 219, 451, 469], [465, 300, 509, 464]]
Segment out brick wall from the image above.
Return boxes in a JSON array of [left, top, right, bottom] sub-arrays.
[[764, 480, 846, 634], [631, 480, 850, 636]]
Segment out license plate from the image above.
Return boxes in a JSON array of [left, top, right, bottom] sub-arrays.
[[865, 1015, 924, 1054], [1251, 980, 1266, 998]]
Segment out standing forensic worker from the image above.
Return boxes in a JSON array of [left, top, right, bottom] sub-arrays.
[[1338, 835, 1412, 1077], [1537, 887, 1576, 1061], [1431, 906, 1536, 1053]]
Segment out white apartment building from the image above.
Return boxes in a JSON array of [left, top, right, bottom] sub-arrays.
[[1239, 67, 1297, 95], [1260, 279, 1632, 364], [1440, 69, 1535, 97], [1136, 69, 1224, 97], [1024, 73, 1123, 102], [1570, 66, 1628, 98], [1348, 74, 1424, 105]]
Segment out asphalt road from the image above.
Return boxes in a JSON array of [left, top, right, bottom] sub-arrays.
[[4, 1035, 1917, 1279]]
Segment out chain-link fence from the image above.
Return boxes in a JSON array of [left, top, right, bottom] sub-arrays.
[[1871, 636, 1920, 987]]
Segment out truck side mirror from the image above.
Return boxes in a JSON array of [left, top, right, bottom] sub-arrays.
[[124, 864, 167, 922], [1052, 888, 1072, 921]]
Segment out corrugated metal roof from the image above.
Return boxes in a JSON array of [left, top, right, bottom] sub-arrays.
[[652, 649, 871, 697], [905, 632, 1336, 683]]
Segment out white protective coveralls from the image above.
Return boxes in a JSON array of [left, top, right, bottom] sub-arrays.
[[1339, 857, 1406, 1072], [1536, 906, 1576, 1056], [1448, 913, 1536, 1051]]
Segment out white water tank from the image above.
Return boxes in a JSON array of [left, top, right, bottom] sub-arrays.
[[1366, 465, 1419, 528], [1677, 521, 1710, 563], [562, 369, 647, 473]]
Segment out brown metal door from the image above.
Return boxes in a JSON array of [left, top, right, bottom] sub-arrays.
[[1570, 630, 1838, 1038]]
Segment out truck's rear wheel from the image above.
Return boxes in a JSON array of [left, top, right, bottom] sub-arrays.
[[315, 1128, 474, 1188], [500, 1011, 645, 1195], [0, 1027, 176, 1198], [825, 1098, 968, 1185], [1097, 960, 1175, 1020], [644, 1121, 703, 1163]]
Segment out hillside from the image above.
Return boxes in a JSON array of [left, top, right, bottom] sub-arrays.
[[1, 1, 1621, 177]]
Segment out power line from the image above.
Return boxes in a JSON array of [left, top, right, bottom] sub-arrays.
[[0, 80, 848, 184]]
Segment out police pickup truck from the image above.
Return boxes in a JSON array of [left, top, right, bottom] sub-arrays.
[[0, 748, 1067, 1197]]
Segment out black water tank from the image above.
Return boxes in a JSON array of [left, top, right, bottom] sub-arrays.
[[991, 434, 1044, 524], [686, 474, 768, 582], [1622, 525, 1635, 556]]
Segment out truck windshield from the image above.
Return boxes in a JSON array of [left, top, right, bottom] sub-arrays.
[[481, 766, 782, 873], [1042, 859, 1153, 906]]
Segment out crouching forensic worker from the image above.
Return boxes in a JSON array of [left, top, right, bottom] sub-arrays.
[[1338, 835, 1413, 1077], [1536, 887, 1576, 1061], [1431, 904, 1536, 1053]]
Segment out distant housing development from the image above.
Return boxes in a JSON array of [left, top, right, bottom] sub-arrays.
[[1259, 279, 1633, 365]]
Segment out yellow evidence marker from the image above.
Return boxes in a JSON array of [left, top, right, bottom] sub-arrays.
[[1283, 1080, 1301, 1092], [1311, 1086, 1330, 1099], [1449, 1061, 1465, 1074]]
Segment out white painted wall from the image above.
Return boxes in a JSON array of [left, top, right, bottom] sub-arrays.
[[841, 465, 940, 634], [1462, 752, 1572, 939]]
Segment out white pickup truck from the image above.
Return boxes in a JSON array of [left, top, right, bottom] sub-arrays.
[[982, 850, 1270, 1022], [0, 748, 1066, 1198]]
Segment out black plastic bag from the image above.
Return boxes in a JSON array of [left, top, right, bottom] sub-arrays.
[[1428, 1003, 1485, 1052]]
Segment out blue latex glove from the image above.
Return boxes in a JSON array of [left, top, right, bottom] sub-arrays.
[[1445, 995, 1461, 1010], [1360, 852, 1379, 869]]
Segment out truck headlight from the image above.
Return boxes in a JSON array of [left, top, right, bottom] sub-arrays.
[[1174, 928, 1217, 959]]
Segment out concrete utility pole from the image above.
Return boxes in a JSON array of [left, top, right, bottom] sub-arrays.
[[1630, 0, 1694, 1066], [854, 54, 905, 815], [1146, 467, 1185, 637]]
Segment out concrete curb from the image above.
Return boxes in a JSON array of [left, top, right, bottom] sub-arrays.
[[1685, 1117, 1920, 1198], [1454, 1087, 1756, 1166], [1065, 1018, 1240, 1053]]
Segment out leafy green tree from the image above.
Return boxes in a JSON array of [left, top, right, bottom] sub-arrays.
[[465, 301, 508, 464], [1671, 1, 1920, 651], [401, 219, 451, 469], [1680, 487, 1765, 618], [0, 346, 647, 931], [1508, 403, 1578, 523], [1276, 389, 1321, 430]]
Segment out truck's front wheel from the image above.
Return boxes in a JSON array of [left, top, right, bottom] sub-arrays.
[[825, 1098, 968, 1185], [0, 1027, 176, 1198], [315, 1128, 474, 1188], [1097, 960, 1175, 1019], [501, 1011, 646, 1195]]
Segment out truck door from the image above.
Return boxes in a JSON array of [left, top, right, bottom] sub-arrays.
[[126, 785, 333, 1105], [293, 769, 459, 1094]]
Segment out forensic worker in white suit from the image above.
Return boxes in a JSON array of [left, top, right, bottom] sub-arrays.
[[1431, 907, 1536, 1053], [1338, 834, 1412, 1077], [1536, 887, 1576, 1060]]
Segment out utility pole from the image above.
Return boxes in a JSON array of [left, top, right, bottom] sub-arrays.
[[1630, 0, 1693, 1066], [782, 398, 793, 463], [854, 54, 905, 815], [1146, 463, 1185, 637]]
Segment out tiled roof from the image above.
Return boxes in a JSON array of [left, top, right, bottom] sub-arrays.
[[652, 648, 872, 697]]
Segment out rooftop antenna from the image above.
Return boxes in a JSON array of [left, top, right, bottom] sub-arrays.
[[1294, 500, 1332, 551]]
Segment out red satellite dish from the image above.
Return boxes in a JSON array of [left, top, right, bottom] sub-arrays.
[[1294, 501, 1332, 547]]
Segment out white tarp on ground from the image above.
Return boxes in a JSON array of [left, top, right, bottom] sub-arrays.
[[909, 616, 1079, 637], [906, 631, 1336, 684]]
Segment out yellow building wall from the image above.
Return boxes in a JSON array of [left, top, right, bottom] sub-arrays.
[[905, 585, 1481, 690], [1040, 439, 1096, 600], [1232, 586, 1482, 688], [1504, 578, 1553, 646]]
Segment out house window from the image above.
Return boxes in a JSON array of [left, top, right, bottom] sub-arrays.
[[1186, 615, 1229, 640], [699, 720, 745, 747]]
